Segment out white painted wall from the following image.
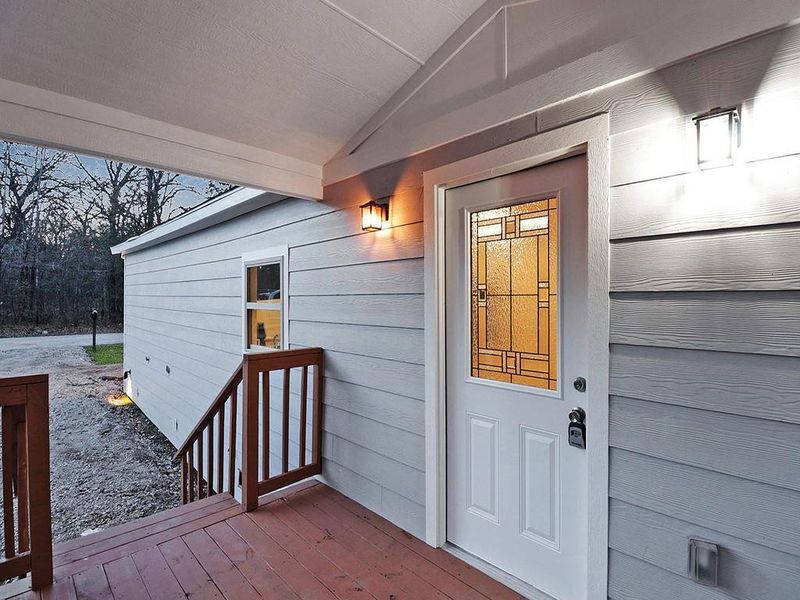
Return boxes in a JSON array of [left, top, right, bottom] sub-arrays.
[[123, 190, 427, 536]]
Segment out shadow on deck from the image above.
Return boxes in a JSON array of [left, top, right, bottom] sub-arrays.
[[3, 481, 523, 599]]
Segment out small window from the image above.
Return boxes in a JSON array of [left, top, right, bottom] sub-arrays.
[[243, 248, 287, 351]]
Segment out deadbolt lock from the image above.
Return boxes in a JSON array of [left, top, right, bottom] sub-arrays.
[[573, 376, 587, 392], [568, 407, 586, 449]]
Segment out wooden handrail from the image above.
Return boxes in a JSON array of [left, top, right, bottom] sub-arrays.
[[174, 348, 324, 509], [0, 374, 53, 590]]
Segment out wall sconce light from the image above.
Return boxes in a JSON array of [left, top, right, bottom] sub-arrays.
[[693, 107, 740, 169], [360, 198, 390, 232]]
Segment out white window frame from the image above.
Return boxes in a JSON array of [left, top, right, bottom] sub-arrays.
[[241, 245, 289, 353]]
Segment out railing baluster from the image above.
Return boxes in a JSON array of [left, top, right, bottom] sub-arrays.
[[206, 424, 214, 496], [16, 419, 29, 553], [197, 433, 204, 499], [187, 445, 195, 503], [261, 372, 269, 480], [282, 368, 290, 474], [299, 365, 308, 467], [180, 454, 187, 504], [2, 407, 16, 558], [312, 360, 323, 466], [217, 400, 225, 494], [228, 385, 237, 495]]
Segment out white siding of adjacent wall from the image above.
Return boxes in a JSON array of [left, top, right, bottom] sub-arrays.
[[123, 190, 426, 536]]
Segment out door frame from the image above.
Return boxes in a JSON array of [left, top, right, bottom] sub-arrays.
[[422, 114, 610, 600]]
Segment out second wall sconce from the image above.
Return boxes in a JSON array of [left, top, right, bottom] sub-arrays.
[[360, 198, 390, 232]]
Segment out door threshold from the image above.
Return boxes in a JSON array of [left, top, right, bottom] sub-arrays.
[[443, 542, 556, 600]]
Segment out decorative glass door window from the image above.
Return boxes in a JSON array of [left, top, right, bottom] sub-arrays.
[[470, 198, 558, 390], [245, 262, 282, 350]]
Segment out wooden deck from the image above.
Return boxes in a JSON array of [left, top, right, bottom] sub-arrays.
[[2, 481, 523, 599]]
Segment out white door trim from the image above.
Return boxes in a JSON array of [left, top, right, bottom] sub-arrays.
[[422, 114, 610, 600]]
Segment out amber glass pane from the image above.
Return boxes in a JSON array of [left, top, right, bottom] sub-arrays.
[[247, 264, 281, 304], [247, 309, 281, 349], [470, 198, 558, 390]]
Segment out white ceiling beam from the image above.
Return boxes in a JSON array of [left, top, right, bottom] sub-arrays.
[[0, 78, 323, 200], [317, 0, 424, 65], [329, 0, 512, 161]]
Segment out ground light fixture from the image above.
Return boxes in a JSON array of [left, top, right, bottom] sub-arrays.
[[106, 392, 133, 407], [360, 198, 390, 231], [693, 107, 740, 169]]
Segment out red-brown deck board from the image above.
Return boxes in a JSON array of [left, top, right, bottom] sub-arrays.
[[2, 482, 524, 600]]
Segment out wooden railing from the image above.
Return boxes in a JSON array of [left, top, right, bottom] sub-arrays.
[[0, 374, 52, 590], [174, 348, 324, 511], [173, 363, 243, 503]]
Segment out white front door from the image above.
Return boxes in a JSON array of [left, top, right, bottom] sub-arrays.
[[445, 154, 589, 599]]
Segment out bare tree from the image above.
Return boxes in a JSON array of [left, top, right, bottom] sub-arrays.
[[0, 140, 234, 332], [132, 169, 193, 231]]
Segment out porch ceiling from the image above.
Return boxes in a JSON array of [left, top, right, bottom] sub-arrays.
[[0, 0, 483, 198]]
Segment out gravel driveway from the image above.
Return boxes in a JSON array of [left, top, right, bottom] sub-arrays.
[[0, 334, 180, 544]]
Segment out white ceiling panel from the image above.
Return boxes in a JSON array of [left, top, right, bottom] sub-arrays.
[[324, 0, 485, 63], [0, 0, 484, 165]]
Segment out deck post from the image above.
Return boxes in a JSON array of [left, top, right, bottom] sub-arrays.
[[24, 377, 53, 590], [241, 356, 260, 512]]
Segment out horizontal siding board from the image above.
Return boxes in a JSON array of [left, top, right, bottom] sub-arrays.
[[320, 458, 425, 539], [610, 293, 800, 357], [125, 193, 423, 276], [323, 349, 424, 400], [609, 550, 735, 600], [610, 345, 800, 425], [124, 198, 333, 267], [323, 379, 423, 435], [540, 23, 800, 135], [320, 458, 383, 518], [610, 448, 800, 557], [323, 405, 424, 470], [125, 305, 241, 334], [125, 316, 240, 353], [126, 295, 241, 317], [290, 321, 423, 365], [290, 259, 423, 296], [323, 434, 425, 505], [126, 257, 239, 285], [125, 325, 239, 369], [611, 225, 800, 292], [124, 277, 240, 298], [289, 294, 423, 328], [610, 153, 800, 239], [290, 221, 423, 271], [610, 396, 800, 492], [610, 499, 800, 600], [380, 487, 425, 540], [125, 335, 233, 388]]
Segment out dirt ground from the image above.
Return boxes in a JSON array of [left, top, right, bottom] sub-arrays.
[[0, 339, 180, 544]]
